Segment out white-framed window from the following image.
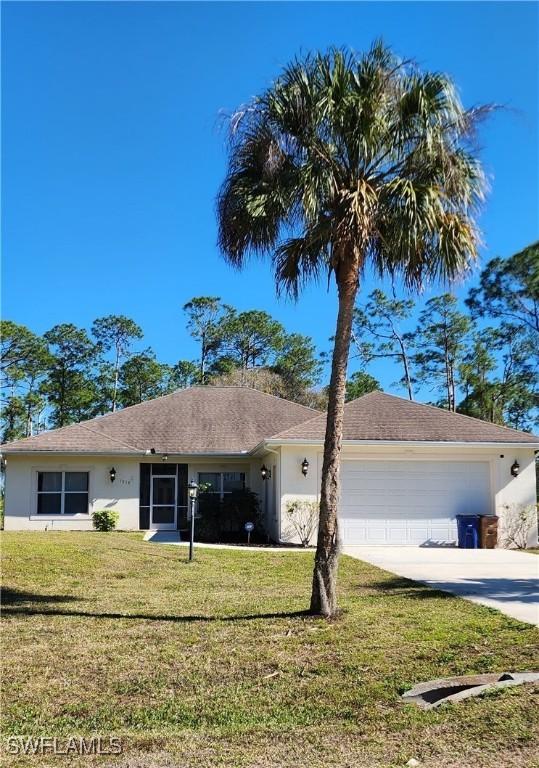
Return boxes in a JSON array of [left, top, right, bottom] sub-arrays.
[[36, 471, 89, 516], [198, 472, 245, 500]]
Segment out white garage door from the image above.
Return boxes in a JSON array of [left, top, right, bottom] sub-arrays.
[[340, 460, 491, 545]]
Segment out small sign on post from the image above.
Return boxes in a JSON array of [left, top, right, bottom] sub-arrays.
[[244, 521, 254, 544]]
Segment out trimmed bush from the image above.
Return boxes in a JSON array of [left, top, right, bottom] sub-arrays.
[[92, 509, 119, 532]]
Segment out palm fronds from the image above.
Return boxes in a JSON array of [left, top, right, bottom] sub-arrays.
[[217, 42, 489, 296]]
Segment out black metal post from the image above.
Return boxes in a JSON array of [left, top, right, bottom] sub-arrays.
[[189, 496, 195, 561]]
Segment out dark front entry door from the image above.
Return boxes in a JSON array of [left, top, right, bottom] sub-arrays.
[[139, 463, 188, 530], [150, 475, 177, 530]]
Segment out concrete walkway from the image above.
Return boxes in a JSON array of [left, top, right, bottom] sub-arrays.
[[344, 546, 539, 626]]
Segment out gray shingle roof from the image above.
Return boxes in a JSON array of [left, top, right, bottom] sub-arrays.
[[0, 387, 320, 454], [2, 388, 536, 455], [270, 391, 539, 444]]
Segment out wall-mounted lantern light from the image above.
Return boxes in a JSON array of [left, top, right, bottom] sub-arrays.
[[109, 467, 116, 483], [301, 458, 309, 477], [261, 464, 271, 481], [510, 460, 520, 477]]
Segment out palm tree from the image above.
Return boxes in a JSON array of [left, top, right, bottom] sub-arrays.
[[217, 42, 487, 617]]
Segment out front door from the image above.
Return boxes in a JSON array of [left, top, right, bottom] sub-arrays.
[[150, 475, 177, 530]]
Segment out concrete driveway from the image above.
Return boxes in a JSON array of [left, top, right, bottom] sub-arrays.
[[343, 546, 539, 626]]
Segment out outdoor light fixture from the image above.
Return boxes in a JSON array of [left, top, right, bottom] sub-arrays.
[[187, 480, 199, 562], [301, 458, 309, 477], [162, 454, 168, 462], [109, 467, 116, 483], [261, 464, 271, 481], [510, 460, 520, 477]]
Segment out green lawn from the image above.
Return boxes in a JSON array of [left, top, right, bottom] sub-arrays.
[[1, 532, 538, 768]]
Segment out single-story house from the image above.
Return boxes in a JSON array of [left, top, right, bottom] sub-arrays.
[[1, 387, 537, 546]]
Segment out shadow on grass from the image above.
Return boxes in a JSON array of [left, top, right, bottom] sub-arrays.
[[1, 586, 81, 605], [1, 603, 313, 623], [358, 577, 454, 599], [360, 576, 539, 604], [358, 576, 454, 598]]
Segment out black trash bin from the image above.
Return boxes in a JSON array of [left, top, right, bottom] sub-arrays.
[[456, 515, 480, 548]]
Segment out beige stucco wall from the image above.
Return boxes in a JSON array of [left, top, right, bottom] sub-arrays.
[[494, 449, 538, 547], [277, 443, 538, 547], [3, 454, 140, 531], [3, 445, 536, 546], [3, 454, 269, 533]]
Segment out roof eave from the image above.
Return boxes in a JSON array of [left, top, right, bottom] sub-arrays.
[[0, 449, 255, 458], [263, 438, 539, 449]]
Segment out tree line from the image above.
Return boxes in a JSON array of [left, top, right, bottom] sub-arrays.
[[1, 242, 537, 441], [0, 304, 324, 441], [349, 241, 538, 430]]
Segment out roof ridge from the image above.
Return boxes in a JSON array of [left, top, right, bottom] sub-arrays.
[[204, 384, 323, 413], [269, 391, 393, 440], [57, 386, 321, 433], [0, 419, 89, 446], [372, 391, 538, 440], [270, 389, 388, 439], [0, 386, 326, 453], [78, 424, 142, 452], [269, 409, 327, 439], [269, 389, 538, 442], [71, 388, 189, 426]]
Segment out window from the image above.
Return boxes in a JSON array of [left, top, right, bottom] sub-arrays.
[[37, 471, 89, 515], [198, 472, 245, 500]]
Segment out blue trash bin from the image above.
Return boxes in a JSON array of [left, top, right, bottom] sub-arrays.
[[455, 515, 480, 548]]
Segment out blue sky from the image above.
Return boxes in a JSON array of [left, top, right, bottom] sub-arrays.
[[2, 1, 538, 396]]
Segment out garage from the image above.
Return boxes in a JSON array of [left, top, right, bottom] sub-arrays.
[[339, 459, 492, 545]]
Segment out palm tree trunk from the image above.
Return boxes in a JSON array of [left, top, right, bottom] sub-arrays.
[[310, 255, 359, 617]]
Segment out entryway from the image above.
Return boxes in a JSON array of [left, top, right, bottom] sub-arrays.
[[139, 463, 188, 531], [150, 474, 177, 530]]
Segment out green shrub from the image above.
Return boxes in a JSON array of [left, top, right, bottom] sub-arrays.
[[92, 509, 119, 532]]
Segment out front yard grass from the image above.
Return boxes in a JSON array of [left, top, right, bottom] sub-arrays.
[[1, 532, 538, 768]]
